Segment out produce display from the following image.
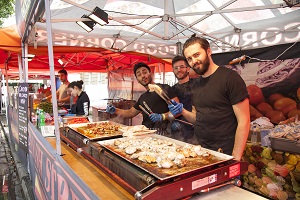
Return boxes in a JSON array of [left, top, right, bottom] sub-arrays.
[[38, 102, 53, 114], [247, 85, 300, 124], [242, 143, 300, 200]]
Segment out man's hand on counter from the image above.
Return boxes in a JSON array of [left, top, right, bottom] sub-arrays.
[[168, 100, 183, 116], [149, 113, 162, 122], [106, 104, 116, 114]]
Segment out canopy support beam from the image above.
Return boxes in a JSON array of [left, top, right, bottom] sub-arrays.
[[44, 0, 61, 156]]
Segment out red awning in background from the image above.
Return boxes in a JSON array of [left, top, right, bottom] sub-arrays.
[[0, 26, 172, 79]]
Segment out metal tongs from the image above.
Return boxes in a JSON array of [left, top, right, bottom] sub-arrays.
[[139, 101, 193, 127], [148, 84, 172, 105], [138, 101, 153, 116]]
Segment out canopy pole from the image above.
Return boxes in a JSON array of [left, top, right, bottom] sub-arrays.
[[18, 54, 23, 82], [162, 63, 166, 84], [23, 44, 29, 82], [4, 62, 10, 117], [164, 0, 169, 39], [44, 0, 61, 155]]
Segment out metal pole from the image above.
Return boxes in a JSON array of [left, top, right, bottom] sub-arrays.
[[44, 0, 61, 155], [24, 44, 29, 82], [162, 63, 166, 84], [18, 54, 23, 82], [4, 62, 10, 119]]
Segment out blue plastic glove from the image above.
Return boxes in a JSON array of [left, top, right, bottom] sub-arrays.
[[168, 100, 183, 116], [149, 113, 162, 122], [171, 121, 181, 131], [106, 104, 116, 114]]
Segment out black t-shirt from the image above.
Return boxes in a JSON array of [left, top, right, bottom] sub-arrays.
[[133, 83, 175, 129], [191, 66, 249, 154], [171, 79, 195, 137], [71, 91, 90, 115]]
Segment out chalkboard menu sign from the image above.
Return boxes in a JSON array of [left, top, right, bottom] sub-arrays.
[[18, 83, 29, 152]]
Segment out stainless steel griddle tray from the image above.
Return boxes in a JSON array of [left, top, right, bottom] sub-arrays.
[[67, 121, 125, 141], [97, 134, 234, 180]]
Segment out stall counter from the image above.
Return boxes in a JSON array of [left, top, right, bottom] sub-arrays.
[[46, 137, 134, 200]]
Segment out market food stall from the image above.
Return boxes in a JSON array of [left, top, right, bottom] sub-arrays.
[[1, 0, 300, 199]]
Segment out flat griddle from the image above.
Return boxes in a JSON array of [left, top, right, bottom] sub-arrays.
[[98, 134, 233, 180], [67, 121, 124, 141]]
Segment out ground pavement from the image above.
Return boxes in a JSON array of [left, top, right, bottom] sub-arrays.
[[0, 114, 33, 200]]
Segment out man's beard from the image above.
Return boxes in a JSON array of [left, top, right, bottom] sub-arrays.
[[192, 55, 210, 76], [175, 71, 189, 80]]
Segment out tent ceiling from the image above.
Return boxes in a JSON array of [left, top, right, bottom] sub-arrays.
[[28, 0, 300, 58]]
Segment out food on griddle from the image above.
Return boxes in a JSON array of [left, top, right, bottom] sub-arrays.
[[66, 118, 89, 124], [77, 122, 121, 138], [109, 137, 212, 169], [125, 146, 137, 155]]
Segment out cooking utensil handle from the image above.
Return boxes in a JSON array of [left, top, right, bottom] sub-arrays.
[[175, 119, 193, 126], [143, 101, 153, 114], [139, 105, 150, 115]]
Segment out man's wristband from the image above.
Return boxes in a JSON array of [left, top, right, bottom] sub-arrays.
[[161, 114, 166, 121]]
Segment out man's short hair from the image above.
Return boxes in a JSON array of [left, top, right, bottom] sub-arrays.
[[58, 69, 68, 75], [182, 36, 210, 56], [172, 55, 189, 67], [133, 62, 151, 76]]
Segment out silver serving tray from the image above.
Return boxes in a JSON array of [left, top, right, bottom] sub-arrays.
[[67, 121, 125, 141], [97, 134, 234, 180]]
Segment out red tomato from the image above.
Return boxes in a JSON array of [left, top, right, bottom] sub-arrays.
[[268, 93, 284, 106], [247, 85, 265, 106], [273, 98, 297, 118], [287, 109, 300, 119], [266, 110, 286, 124], [256, 102, 273, 116]]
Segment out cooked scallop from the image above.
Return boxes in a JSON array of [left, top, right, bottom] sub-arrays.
[[125, 146, 137, 154]]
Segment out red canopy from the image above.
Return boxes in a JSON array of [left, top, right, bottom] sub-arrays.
[[0, 26, 172, 78]]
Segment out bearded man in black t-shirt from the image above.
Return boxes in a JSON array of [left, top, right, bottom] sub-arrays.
[[106, 62, 177, 130], [168, 37, 250, 161]]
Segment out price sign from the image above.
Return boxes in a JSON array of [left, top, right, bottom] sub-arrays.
[[18, 83, 29, 152]]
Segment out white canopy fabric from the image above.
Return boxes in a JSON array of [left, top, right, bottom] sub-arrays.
[[25, 0, 300, 58]]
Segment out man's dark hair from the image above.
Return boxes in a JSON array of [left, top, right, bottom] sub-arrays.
[[133, 62, 151, 76], [58, 69, 68, 75], [172, 55, 189, 67], [182, 36, 210, 56]]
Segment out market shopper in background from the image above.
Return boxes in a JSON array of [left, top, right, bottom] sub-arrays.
[[168, 36, 250, 160], [170, 55, 197, 144], [106, 62, 178, 131], [43, 69, 71, 108], [68, 80, 90, 116], [38, 84, 51, 98]]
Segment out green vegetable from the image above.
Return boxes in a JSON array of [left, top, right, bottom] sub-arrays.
[[287, 154, 298, 166], [261, 148, 272, 160], [38, 102, 53, 114]]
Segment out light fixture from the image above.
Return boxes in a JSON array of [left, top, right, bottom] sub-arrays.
[[88, 7, 109, 26], [58, 59, 64, 65], [76, 15, 95, 32], [22, 54, 35, 62]]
